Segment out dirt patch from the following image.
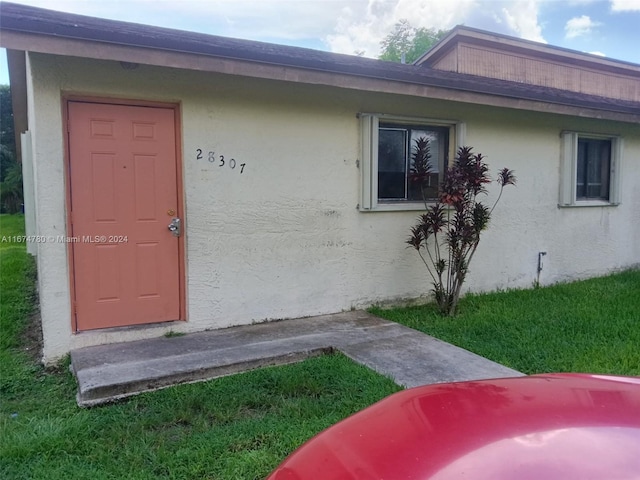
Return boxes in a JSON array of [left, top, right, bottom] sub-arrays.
[[21, 306, 43, 365]]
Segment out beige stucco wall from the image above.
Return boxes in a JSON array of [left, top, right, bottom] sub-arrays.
[[26, 53, 640, 363]]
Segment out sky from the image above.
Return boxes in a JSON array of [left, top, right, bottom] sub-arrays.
[[1, 0, 640, 84]]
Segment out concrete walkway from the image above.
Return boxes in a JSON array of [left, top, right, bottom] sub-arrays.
[[70, 311, 523, 406]]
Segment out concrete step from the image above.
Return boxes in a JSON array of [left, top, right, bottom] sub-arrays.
[[71, 311, 523, 407]]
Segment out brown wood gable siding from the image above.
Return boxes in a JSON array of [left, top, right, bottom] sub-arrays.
[[430, 42, 639, 102], [431, 48, 458, 72]]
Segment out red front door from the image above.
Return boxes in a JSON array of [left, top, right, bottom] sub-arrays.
[[67, 101, 182, 330]]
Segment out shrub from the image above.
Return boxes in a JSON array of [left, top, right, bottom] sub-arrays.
[[407, 144, 516, 316]]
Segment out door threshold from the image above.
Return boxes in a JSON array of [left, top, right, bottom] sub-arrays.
[[75, 320, 186, 335]]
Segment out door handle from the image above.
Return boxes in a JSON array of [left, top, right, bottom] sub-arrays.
[[168, 217, 181, 237]]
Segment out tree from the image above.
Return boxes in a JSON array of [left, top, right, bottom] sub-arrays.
[[379, 20, 448, 64], [407, 145, 516, 316], [0, 84, 22, 213], [1, 85, 16, 180], [0, 148, 23, 214]]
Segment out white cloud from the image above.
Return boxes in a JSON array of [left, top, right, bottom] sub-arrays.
[[589, 50, 606, 56], [565, 15, 601, 39], [500, 0, 546, 42], [325, 0, 547, 57], [325, 0, 476, 57], [323, 2, 383, 57], [610, 0, 640, 11]]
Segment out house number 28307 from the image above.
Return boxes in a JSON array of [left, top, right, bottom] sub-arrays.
[[196, 149, 246, 173]]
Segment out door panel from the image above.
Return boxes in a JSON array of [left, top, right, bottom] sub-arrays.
[[68, 101, 181, 330]]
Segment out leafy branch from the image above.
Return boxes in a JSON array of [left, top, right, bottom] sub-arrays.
[[407, 145, 516, 316]]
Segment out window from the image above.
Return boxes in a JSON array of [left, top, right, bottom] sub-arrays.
[[576, 138, 610, 200], [360, 114, 463, 211], [560, 132, 622, 207]]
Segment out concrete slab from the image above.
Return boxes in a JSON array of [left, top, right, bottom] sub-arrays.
[[71, 311, 523, 406]]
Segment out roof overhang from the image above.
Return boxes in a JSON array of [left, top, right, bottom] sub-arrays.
[[416, 25, 640, 77]]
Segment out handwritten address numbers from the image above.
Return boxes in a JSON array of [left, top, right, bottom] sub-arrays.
[[196, 149, 246, 174]]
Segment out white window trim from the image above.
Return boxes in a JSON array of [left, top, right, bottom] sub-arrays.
[[559, 131, 622, 208], [359, 113, 465, 212]]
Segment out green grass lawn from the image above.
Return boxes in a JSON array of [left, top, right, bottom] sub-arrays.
[[371, 269, 640, 375], [0, 214, 402, 480], [0, 213, 29, 252]]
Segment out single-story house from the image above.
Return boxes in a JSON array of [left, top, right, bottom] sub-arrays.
[[1, 2, 638, 364]]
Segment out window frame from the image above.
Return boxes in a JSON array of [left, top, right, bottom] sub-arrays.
[[359, 113, 465, 211], [559, 131, 622, 208]]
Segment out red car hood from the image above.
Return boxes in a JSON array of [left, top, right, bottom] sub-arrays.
[[267, 374, 640, 480]]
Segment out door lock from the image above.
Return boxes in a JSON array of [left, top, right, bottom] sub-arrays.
[[168, 217, 181, 237]]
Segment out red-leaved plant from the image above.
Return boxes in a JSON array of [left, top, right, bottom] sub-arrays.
[[407, 144, 516, 316]]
